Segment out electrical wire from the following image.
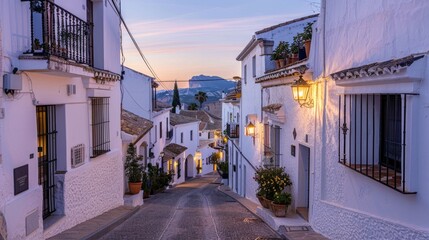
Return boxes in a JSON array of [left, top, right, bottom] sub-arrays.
[[108, 0, 168, 90]]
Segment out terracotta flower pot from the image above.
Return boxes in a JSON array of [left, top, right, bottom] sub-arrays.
[[128, 182, 142, 195], [262, 197, 272, 209], [275, 60, 281, 69], [278, 59, 285, 68], [304, 40, 311, 58], [270, 202, 288, 217]]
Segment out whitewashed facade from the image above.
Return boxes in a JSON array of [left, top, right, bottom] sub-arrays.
[[234, 15, 318, 204], [309, 0, 429, 239], [169, 117, 200, 183], [0, 0, 123, 239]]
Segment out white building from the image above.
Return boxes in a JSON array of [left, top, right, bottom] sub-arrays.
[[169, 112, 200, 183], [309, 1, 429, 239], [179, 109, 221, 175], [0, 0, 123, 239], [233, 15, 318, 205]]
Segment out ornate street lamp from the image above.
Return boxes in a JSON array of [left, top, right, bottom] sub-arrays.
[[291, 75, 313, 108]]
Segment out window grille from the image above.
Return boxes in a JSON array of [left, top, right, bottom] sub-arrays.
[[264, 125, 280, 167], [90, 97, 110, 158], [338, 94, 416, 193]]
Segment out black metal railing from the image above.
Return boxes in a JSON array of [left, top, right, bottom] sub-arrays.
[[29, 0, 92, 65], [37, 105, 57, 219], [226, 123, 239, 138], [338, 93, 416, 194]]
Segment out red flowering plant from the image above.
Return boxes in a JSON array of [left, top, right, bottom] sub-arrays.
[[254, 166, 292, 200]]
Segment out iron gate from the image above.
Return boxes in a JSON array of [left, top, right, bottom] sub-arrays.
[[36, 105, 57, 219]]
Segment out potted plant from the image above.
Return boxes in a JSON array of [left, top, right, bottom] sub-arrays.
[[256, 189, 270, 208], [33, 38, 43, 53], [301, 22, 314, 58], [270, 192, 292, 217], [124, 144, 144, 195], [254, 166, 292, 208], [270, 41, 289, 69], [289, 39, 300, 64]]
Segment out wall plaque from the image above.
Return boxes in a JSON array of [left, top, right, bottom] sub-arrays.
[[14, 164, 29, 195]]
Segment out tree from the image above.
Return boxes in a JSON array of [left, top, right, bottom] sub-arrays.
[[171, 81, 181, 113], [187, 103, 198, 110], [194, 91, 208, 109]]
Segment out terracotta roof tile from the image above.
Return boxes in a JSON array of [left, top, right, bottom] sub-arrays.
[[121, 109, 153, 138]]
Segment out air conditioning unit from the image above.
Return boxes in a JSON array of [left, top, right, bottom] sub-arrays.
[[71, 144, 85, 168], [67, 84, 76, 96]]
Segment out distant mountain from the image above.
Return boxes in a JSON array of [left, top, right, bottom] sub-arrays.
[[156, 75, 237, 106], [189, 75, 235, 90]]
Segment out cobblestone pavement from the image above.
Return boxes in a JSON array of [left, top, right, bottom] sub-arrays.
[[100, 176, 282, 240]]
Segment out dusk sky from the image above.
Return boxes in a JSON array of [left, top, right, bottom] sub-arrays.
[[121, 0, 320, 89]]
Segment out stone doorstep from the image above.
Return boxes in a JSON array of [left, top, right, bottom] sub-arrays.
[[48, 205, 140, 240], [124, 191, 143, 207], [256, 206, 310, 231]]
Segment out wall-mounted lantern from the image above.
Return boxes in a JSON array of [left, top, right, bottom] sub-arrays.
[[194, 151, 202, 160], [291, 75, 313, 108], [245, 122, 255, 137]]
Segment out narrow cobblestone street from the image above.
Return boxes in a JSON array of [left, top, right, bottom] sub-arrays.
[[101, 175, 282, 240]]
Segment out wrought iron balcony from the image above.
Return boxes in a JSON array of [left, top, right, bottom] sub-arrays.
[[226, 123, 239, 139], [28, 0, 92, 66]]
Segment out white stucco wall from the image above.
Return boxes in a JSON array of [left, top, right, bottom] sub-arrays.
[[122, 67, 154, 120], [311, 1, 429, 239]]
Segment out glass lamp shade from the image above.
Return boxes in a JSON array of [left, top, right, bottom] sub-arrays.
[[291, 76, 310, 104], [245, 122, 255, 137]]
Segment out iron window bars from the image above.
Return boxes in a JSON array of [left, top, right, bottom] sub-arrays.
[[338, 94, 416, 194], [90, 98, 110, 158]]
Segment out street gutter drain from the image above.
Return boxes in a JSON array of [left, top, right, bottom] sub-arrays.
[[225, 199, 236, 202]]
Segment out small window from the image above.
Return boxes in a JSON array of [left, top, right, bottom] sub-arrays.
[[154, 125, 158, 140], [159, 122, 163, 139], [252, 55, 256, 77], [190, 130, 193, 141], [181, 132, 184, 143], [243, 65, 247, 84], [166, 118, 169, 137], [90, 97, 110, 158]]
